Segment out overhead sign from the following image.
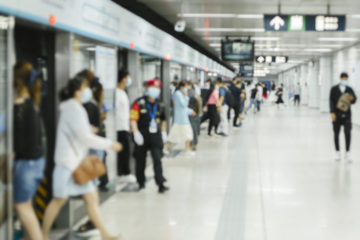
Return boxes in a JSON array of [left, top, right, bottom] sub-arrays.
[[264, 14, 346, 32], [256, 56, 289, 64]]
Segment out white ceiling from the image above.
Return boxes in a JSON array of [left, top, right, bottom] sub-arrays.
[[138, 0, 360, 75]]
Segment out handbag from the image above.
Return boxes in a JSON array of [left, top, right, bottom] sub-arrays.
[[64, 129, 106, 185], [336, 93, 351, 112]]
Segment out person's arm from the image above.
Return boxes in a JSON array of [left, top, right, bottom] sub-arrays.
[[329, 87, 337, 122], [130, 102, 144, 145], [348, 88, 357, 104], [175, 91, 189, 107]]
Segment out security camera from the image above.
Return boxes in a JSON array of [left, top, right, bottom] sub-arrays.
[[175, 20, 186, 32]]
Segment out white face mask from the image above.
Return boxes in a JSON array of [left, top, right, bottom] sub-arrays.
[[81, 87, 92, 103], [127, 77, 132, 87]]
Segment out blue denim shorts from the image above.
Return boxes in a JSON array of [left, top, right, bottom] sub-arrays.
[[13, 157, 45, 203]]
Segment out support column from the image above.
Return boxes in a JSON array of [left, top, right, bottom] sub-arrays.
[[54, 32, 73, 229], [181, 65, 187, 80], [319, 57, 332, 112], [161, 60, 171, 131], [127, 50, 142, 103]]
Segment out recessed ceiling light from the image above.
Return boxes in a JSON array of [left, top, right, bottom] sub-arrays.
[[86, 47, 96, 51], [178, 13, 263, 19], [195, 28, 265, 32], [318, 37, 358, 42], [209, 43, 221, 47], [304, 48, 332, 52]]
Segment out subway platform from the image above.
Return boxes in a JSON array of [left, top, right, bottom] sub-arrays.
[[59, 104, 360, 240]]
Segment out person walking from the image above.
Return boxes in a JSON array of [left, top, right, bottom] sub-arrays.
[[245, 84, 258, 114], [229, 76, 242, 127], [217, 79, 230, 136], [130, 78, 170, 193], [256, 83, 263, 112], [201, 78, 222, 136], [188, 81, 202, 151], [294, 82, 301, 106], [330, 72, 357, 162], [13, 61, 45, 240], [41, 77, 123, 240], [164, 81, 196, 156], [276, 83, 285, 108], [115, 69, 136, 183]]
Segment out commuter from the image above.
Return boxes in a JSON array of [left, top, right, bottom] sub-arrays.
[[76, 78, 111, 238], [330, 73, 357, 162], [77, 71, 110, 191], [188, 81, 202, 151], [130, 78, 169, 193], [238, 87, 247, 122], [256, 83, 263, 112], [262, 83, 268, 100], [217, 78, 230, 136], [164, 81, 196, 156], [276, 83, 285, 107], [245, 84, 258, 114], [229, 76, 242, 127], [115, 69, 136, 183], [13, 61, 45, 240], [294, 82, 301, 106], [41, 77, 123, 240], [201, 78, 222, 136]]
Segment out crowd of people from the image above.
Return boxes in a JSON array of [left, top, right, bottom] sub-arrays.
[[17, 59, 342, 240]]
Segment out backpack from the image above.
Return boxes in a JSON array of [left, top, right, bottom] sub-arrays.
[[225, 89, 235, 108]]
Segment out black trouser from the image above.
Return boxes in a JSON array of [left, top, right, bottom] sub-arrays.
[[201, 104, 218, 135], [117, 131, 131, 176], [99, 152, 109, 187], [134, 133, 165, 187], [232, 104, 240, 126], [333, 117, 352, 152], [294, 95, 300, 105]]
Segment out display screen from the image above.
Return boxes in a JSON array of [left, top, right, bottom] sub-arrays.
[[221, 41, 255, 61], [239, 64, 254, 77]]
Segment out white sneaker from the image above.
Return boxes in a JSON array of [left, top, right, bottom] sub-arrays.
[[335, 151, 341, 161], [184, 151, 196, 157], [345, 152, 352, 163], [118, 174, 136, 183]]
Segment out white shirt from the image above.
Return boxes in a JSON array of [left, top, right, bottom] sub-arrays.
[[339, 84, 346, 93], [256, 86, 263, 100], [115, 88, 130, 131], [294, 85, 301, 95], [54, 99, 112, 171]]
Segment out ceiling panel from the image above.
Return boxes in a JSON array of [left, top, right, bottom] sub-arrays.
[[138, 0, 360, 75]]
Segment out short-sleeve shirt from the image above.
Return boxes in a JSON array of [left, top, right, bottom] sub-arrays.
[[219, 87, 227, 106], [130, 96, 166, 135], [207, 88, 219, 105]]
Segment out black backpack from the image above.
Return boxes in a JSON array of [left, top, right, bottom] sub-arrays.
[[225, 89, 235, 108]]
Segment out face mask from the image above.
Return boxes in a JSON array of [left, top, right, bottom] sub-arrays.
[[127, 77, 132, 87], [182, 88, 188, 94], [81, 87, 92, 103], [146, 87, 161, 99], [341, 80, 348, 87]]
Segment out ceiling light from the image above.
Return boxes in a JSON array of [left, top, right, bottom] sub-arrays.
[[209, 43, 221, 47], [195, 28, 265, 32], [347, 14, 360, 19], [178, 13, 263, 19], [318, 37, 358, 42], [86, 47, 96, 51], [251, 37, 279, 41], [304, 48, 332, 52]]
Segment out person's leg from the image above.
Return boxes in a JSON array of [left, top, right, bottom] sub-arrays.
[[15, 201, 43, 240], [42, 198, 68, 240], [82, 191, 116, 239], [233, 105, 240, 126], [149, 147, 166, 189], [134, 145, 147, 188], [208, 105, 216, 135], [99, 152, 109, 187], [117, 131, 131, 176], [222, 105, 229, 135], [344, 119, 352, 152], [332, 121, 341, 152]]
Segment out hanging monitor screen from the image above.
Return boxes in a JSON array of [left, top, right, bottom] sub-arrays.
[[221, 40, 255, 62], [239, 64, 254, 77]]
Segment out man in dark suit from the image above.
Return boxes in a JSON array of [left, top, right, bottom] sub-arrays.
[[330, 72, 357, 162]]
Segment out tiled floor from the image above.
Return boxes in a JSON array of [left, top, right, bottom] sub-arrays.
[[70, 104, 360, 240]]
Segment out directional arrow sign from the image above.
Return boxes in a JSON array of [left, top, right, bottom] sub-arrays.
[[257, 56, 265, 63], [270, 16, 285, 30]]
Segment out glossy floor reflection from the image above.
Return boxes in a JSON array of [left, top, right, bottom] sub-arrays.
[[80, 105, 360, 240]]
